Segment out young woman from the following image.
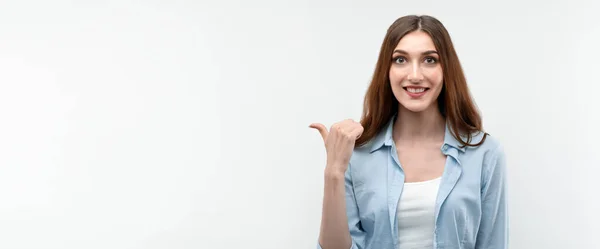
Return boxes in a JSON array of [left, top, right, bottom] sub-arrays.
[[309, 15, 508, 249]]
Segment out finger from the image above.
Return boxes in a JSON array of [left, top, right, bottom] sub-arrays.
[[309, 123, 328, 141], [341, 119, 355, 126], [350, 125, 364, 139]]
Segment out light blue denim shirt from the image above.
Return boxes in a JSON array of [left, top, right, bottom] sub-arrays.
[[317, 117, 508, 249]]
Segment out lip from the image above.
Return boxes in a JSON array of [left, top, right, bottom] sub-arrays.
[[403, 87, 429, 98]]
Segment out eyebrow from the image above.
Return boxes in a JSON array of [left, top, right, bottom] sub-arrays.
[[393, 49, 438, 55]]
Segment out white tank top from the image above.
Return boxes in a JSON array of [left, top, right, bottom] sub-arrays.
[[396, 177, 441, 249]]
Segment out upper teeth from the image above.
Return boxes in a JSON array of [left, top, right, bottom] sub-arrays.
[[408, 88, 425, 93]]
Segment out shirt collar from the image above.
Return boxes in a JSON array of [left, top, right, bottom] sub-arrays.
[[368, 114, 465, 154]]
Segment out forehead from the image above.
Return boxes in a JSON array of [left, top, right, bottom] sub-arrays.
[[394, 31, 436, 52]]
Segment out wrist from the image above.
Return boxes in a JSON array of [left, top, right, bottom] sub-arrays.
[[324, 167, 345, 180]]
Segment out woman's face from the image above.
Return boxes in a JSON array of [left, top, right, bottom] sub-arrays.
[[389, 30, 444, 113]]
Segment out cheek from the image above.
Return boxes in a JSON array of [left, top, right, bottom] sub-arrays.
[[424, 67, 443, 87], [388, 67, 406, 83]]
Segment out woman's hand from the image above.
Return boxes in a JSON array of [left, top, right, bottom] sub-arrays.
[[309, 119, 364, 175]]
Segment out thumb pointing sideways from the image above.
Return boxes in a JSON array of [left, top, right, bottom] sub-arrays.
[[309, 123, 328, 142]]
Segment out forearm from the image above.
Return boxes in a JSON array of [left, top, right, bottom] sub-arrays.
[[318, 170, 352, 249]]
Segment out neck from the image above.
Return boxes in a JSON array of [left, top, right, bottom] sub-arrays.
[[393, 103, 446, 144]]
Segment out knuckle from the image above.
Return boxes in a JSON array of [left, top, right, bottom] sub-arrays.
[[331, 125, 341, 134]]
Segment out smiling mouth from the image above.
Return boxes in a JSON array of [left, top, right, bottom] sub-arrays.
[[403, 87, 430, 93]]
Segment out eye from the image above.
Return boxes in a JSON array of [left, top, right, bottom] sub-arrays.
[[393, 56, 407, 64], [424, 57, 438, 64]]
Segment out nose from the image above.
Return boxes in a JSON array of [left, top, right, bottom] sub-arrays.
[[407, 63, 424, 82]]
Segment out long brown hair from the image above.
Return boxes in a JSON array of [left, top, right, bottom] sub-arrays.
[[356, 15, 488, 148]]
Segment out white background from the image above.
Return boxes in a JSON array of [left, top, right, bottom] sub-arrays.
[[1, 0, 599, 248]]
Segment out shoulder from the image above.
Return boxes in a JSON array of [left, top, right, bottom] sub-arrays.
[[345, 143, 387, 180], [348, 144, 377, 169], [473, 132, 505, 163], [465, 132, 507, 178], [468, 131, 504, 153]]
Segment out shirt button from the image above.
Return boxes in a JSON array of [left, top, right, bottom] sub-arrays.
[[442, 145, 448, 150]]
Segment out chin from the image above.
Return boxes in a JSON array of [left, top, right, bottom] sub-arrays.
[[401, 104, 430, 113], [398, 100, 437, 113]]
